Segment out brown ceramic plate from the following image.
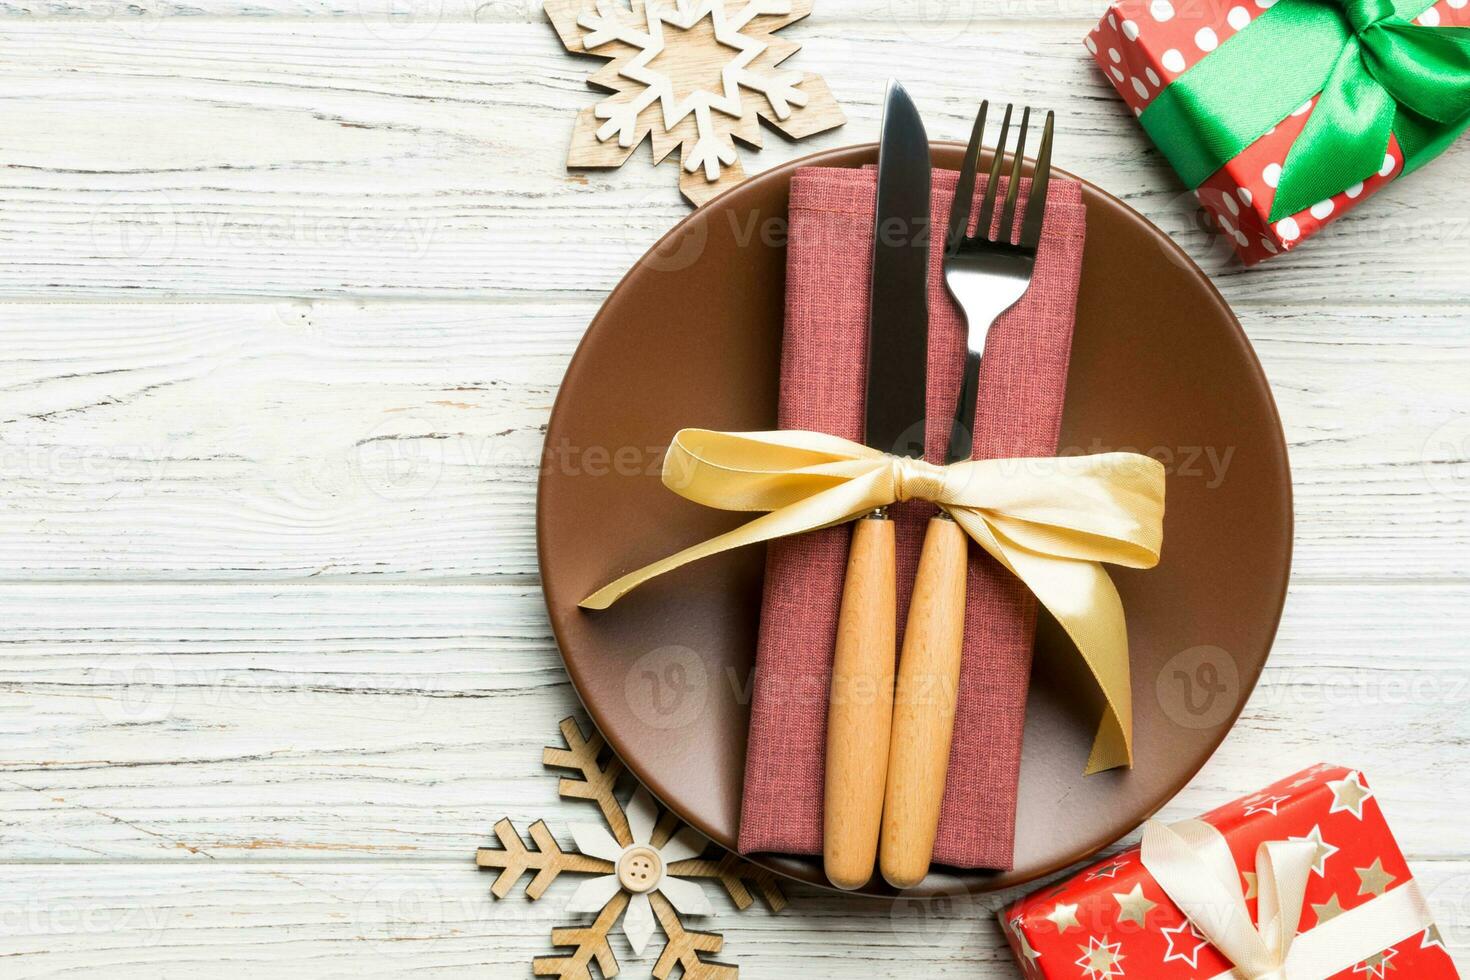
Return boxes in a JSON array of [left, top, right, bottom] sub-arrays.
[[537, 143, 1292, 897]]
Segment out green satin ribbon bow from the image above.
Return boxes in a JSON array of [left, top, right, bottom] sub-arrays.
[[1140, 0, 1470, 221]]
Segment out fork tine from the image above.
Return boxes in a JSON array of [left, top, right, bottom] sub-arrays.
[[975, 103, 1012, 242], [946, 102, 987, 257], [1018, 110, 1054, 251], [997, 107, 1031, 244]]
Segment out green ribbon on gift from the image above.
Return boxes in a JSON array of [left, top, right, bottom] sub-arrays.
[[1139, 0, 1470, 222]]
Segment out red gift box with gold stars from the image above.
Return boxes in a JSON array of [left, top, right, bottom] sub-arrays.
[[1000, 765, 1457, 979]]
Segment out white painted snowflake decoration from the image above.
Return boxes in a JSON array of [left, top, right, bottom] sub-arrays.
[[567, 787, 714, 956], [545, 0, 845, 205]]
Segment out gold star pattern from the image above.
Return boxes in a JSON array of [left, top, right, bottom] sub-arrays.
[[1353, 947, 1398, 978], [1355, 858, 1396, 898], [1327, 771, 1373, 819], [1007, 916, 1043, 973], [1113, 883, 1158, 927], [1161, 919, 1212, 968], [1045, 902, 1082, 933], [1242, 871, 1259, 900], [1087, 859, 1128, 881], [1289, 824, 1338, 876], [1074, 935, 1126, 979], [1311, 893, 1347, 926], [1421, 924, 1447, 952], [1244, 795, 1289, 817]]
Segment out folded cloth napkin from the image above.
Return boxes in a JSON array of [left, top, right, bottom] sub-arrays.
[[736, 164, 1088, 870]]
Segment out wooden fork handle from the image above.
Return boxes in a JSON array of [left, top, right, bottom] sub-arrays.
[[880, 515, 968, 889], [823, 514, 897, 892]]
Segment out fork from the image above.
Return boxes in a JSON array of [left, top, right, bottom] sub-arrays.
[[878, 101, 1055, 889]]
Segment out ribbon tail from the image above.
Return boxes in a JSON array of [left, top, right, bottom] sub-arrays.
[[947, 508, 1134, 771], [1142, 821, 1276, 976], [580, 469, 890, 609], [1088, 706, 1129, 776], [1392, 101, 1470, 179], [1256, 839, 1317, 961], [1272, 36, 1398, 221]]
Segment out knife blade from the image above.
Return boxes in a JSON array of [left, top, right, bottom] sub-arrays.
[[823, 79, 931, 892], [865, 80, 932, 460]]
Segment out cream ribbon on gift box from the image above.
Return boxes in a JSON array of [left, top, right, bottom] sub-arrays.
[[580, 428, 1166, 774], [1141, 819, 1437, 980]]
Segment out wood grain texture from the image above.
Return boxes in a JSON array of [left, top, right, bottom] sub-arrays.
[[0, 22, 1465, 302], [0, 580, 1466, 854], [0, 303, 1465, 582], [544, 0, 846, 207], [0, 2, 1466, 975], [0, 859, 1466, 977], [880, 516, 967, 890], [824, 516, 897, 891], [0, 0, 1105, 23]]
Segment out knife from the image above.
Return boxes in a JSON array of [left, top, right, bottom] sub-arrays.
[[823, 79, 931, 892]]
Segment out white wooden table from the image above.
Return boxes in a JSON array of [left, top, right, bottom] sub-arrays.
[[1, 2, 1467, 976]]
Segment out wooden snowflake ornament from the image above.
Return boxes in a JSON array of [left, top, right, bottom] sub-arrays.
[[476, 716, 786, 979], [545, 0, 846, 206]]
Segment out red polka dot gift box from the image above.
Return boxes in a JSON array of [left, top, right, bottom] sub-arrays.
[[1000, 765, 1459, 980], [1089, 0, 1470, 265]]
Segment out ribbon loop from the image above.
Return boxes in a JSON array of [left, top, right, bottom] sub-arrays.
[[1363, 22, 1470, 122], [581, 428, 1166, 773], [1143, 817, 1439, 980]]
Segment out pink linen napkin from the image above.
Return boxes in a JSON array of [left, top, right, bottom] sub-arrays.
[[737, 165, 1088, 870]]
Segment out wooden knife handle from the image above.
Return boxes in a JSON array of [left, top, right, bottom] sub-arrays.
[[823, 514, 897, 892], [879, 515, 968, 889]]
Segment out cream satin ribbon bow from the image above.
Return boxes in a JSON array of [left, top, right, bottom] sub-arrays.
[[1141, 820, 1436, 980], [579, 428, 1166, 774]]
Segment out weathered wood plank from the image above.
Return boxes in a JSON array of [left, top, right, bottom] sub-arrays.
[[0, 580, 1465, 862], [0, 22, 1464, 302], [0, 302, 1466, 581], [0, 0, 1104, 25], [0, 12, 1465, 977], [3, 860, 1466, 977]]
